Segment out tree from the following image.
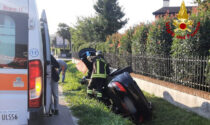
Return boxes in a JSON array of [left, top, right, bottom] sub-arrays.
[[94, 0, 128, 41], [75, 17, 102, 43], [70, 17, 103, 51], [57, 23, 71, 50]]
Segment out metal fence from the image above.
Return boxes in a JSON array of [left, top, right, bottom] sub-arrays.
[[72, 52, 210, 92], [104, 53, 210, 93]]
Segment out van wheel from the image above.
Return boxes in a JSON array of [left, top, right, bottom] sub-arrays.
[[29, 112, 39, 120]]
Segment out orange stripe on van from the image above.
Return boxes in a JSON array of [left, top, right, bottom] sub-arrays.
[[0, 74, 28, 91]]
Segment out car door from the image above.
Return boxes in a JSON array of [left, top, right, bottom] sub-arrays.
[[40, 10, 52, 114]]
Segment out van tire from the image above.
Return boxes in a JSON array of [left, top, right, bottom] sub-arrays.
[[29, 112, 39, 120]]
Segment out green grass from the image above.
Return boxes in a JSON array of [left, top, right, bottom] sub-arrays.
[[142, 92, 210, 125], [61, 61, 210, 125]]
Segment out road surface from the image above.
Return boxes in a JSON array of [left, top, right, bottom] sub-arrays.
[[29, 86, 77, 125]]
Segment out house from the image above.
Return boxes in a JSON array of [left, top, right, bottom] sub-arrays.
[[51, 34, 72, 58], [153, 0, 196, 19]]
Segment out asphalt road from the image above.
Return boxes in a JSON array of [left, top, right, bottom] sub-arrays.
[[29, 86, 77, 125]]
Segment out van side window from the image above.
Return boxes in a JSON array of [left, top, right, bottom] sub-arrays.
[[0, 14, 16, 64], [0, 11, 28, 69]]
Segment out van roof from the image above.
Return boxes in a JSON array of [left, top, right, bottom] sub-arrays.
[[0, 0, 28, 14]]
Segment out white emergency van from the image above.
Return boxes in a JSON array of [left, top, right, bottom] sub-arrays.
[[0, 0, 53, 125]]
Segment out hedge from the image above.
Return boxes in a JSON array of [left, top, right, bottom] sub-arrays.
[[131, 23, 149, 55], [171, 8, 210, 86], [145, 16, 174, 78]]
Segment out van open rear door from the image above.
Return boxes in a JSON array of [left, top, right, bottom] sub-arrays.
[[40, 10, 52, 115]]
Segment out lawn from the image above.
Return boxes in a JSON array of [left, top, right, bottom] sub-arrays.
[[61, 61, 210, 125]]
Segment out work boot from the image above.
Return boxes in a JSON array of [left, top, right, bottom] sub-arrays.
[[54, 110, 59, 115], [49, 109, 55, 116]]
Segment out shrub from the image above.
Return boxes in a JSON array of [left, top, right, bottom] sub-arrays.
[[119, 28, 135, 54], [146, 16, 174, 78], [105, 33, 122, 53], [78, 42, 92, 51], [146, 17, 173, 56], [131, 23, 150, 55], [171, 9, 210, 87], [95, 42, 108, 52]]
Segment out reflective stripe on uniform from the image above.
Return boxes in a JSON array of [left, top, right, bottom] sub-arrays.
[[92, 58, 107, 78], [92, 74, 106, 78], [96, 92, 102, 98], [96, 59, 100, 74], [87, 89, 93, 94], [104, 63, 107, 76]]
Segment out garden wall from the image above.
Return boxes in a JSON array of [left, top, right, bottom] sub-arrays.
[[132, 74, 210, 119]]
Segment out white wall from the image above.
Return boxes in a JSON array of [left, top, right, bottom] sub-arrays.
[[133, 77, 210, 119]]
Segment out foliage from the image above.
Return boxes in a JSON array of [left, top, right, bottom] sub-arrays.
[[171, 12, 210, 57], [70, 17, 99, 52], [57, 23, 71, 50], [70, 0, 127, 51], [76, 17, 103, 43], [194, 0, 210, 12], [146, 17, 173, 56], [104, 27, 135, 55], [94, 0, 128, 40], [78, 43, 92, 52], [171, 6, 210, 86], [105, 33, 122, 53], [131, 23, 150, 55], [70, 0, 128, 50], [71, 16, 117, 51], [145, 16, 174, 78], [119, 28, 135, 54], [95, 42, 108, 53]]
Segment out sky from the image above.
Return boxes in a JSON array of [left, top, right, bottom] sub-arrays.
[[36, 0, 197, 34]]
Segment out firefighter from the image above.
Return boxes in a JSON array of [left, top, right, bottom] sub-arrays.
[[86, 51, 110, 100]]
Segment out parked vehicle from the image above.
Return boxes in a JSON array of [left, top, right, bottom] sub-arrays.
[[0, 0, 53, 124], [79, 48, 152, 124]]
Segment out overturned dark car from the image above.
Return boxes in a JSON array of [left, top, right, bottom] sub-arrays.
[[79, 48, 152, 124]]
